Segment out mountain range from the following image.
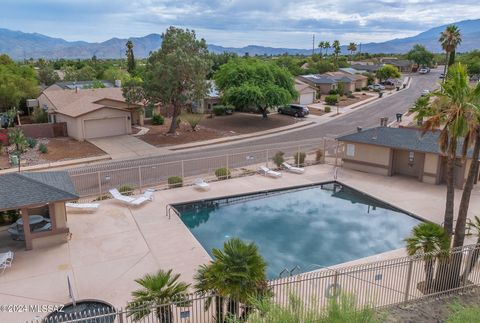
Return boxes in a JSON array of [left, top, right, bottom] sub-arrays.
[[1, 19, 479, 59]]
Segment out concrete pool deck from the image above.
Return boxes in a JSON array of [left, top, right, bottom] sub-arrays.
[[1, 164, 479, 321]]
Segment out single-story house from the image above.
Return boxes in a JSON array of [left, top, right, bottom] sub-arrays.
[[37, 84, 144, 141], [350, 64, 383, 74], [327, 71, 368, 90], [297, 74, 355, 94], [192, 80, 222, 114], [381, 59, 414, 73], [0, 171, 78, 250], [337, 127, 479, 189], [294, 79, 317, 105]]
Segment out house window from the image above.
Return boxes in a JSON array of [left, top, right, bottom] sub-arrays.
[[346, 144, 355, 157]]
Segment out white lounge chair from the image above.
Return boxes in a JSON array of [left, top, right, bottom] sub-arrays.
[[259, 166, 282, 178], [130, 189, 155, 206], [0, 251, 14, 274], [194, 178, 210, 191], [109, 188, 136, 204], [282, 162, 305, 174], [66, 202, 100, 211]]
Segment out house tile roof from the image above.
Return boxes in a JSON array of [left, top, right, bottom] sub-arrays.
[[0, 171, 78, 211], [42, 87, 130, 117], [338, 127, 474, 158], [294, 79, 316, 93], [298, 73, 353, 85], [350, 64, 382, 73]]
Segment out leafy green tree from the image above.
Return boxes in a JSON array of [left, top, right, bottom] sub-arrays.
[[406, 44, 435, 67], [209, 52, 238, 78], [8, 128, 28, 172], [143, 27, 211, 134], [122, 76, 145, 108], [37, 65, 60, 86], [332, 40, 341, 65], [274, 56, 305, 76], [126, 269, 190, 323], [63, 65, 96, 81], [458, 50, 480, 78], [405, 222, 450, 292], [102, 66, 130, 84], [126, 40, 136, 75], [194, 238, 268, 319], [0, 55, 39, 112], [439, 25, 462, 76], [215, 58, 297, 118], [375, 64, 401, 83]]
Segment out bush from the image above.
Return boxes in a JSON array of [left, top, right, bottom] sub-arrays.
[[167, 176, 183, 188], [315, 150, 324, 163], [38, 143, 48, 153], [26, 137, 37, 149], [151, 113, 164, 125], [213, 105, 227, 116], [347, 93, 356, 99], [182, 114, 203, 131], [272, 151, 285, 168], [117, 184, 134, 196], [324, 106, 331, 113], [176, 117, 182, 128], [325, 95, 338, 105], [31, 107, 48, 123], [361, 86, 369, 91], [328, 89, 338, 95], [215, 167, 231, 180], [294, 152, 306, 166]]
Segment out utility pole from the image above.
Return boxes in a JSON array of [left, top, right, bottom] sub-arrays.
[[312, 34, 315, 56], [359, 43, 362, 54]]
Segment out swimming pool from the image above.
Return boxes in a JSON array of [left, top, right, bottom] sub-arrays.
[[175, 182, 421, 278]]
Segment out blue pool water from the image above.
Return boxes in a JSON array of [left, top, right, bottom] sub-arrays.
[[177, 182, 420, 278]]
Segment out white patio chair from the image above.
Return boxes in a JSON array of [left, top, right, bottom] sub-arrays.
[[282, 162, 305, 174], [109, 188, 136, 204], [194, 178, 210, 191], [130, 188, 155, 206], [66, 202, 100, 211], [0, 251, 14, 274], [259, 166, 282, 178]]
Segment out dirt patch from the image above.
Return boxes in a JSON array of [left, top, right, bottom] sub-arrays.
[[140, 113, 298, 147], [383, 287, 480, 322], [337, 93, 372, 107], [308, 108, 327, 116], [41, 137, 106, 162]]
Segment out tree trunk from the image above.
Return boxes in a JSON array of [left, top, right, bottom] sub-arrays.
[[260, 107, 268, 119], [443, 138, 456, 236], [453, 130, 480, 248], [443, 52, 449, 82], [424, 259, 435, 293], [168, 103, 181, 134]]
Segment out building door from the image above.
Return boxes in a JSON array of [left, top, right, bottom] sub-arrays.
[[393, 149, 425, 180]]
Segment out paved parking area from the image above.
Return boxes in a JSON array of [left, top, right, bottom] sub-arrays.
[[88, 135, 169, 159]]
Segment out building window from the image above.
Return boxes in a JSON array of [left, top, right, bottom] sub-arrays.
[[346, 144, 355, 157]]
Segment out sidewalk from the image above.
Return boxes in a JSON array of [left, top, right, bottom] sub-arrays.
[[0, 155, 111, 174]]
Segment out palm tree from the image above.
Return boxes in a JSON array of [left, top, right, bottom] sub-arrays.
[[462, 216, 480, 279], [405, 222, 450, 292], [194, 238, 267, 320], [318, 41, 325, 56], [439, 25, 462, 78], [324, 41, 331, 57], [127, 269, 190, 322], [347, 42, 357, 60], [332, 40, 341, 65]]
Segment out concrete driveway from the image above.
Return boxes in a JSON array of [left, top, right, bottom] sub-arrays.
[[88, 135, 166, 159]]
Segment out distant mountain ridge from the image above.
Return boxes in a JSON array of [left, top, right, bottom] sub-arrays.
[[0, 19, 479, 59]]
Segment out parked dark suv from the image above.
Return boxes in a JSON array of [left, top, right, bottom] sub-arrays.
[[277, 104, 310, 117]]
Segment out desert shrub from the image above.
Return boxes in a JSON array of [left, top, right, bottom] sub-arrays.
[[213, 105, 226, 116], [167, 176, 183, 188], [294, 152, 306, 166], [315, 150, 324, 163], [182, 114, 203, 131], [325, 95, 338, 105], [272, 151, 285, 168], [26, 137, 37, 148], [324, 106, 331, 113], [31, 107, 48, 123], [93, 194, 110, 201], [355, 88, 361, 92], [0, 210, 20, 225], [328, 89, 338, 95], [38, 143, 48, 153], [151, 113, 164, 125], [117, 184, 134, 196], [361, 86, 369, 91], [215, 167, 231, 180], [347, 93, 356, 99]]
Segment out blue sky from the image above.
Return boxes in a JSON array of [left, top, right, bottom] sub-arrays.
[[3, 0, 480, 48]]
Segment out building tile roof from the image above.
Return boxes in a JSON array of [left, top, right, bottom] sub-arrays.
[[337, 127, 474, 158], [0, 171, 78, 211], [298, 73, 353, 85], [42, 87, 130, 117]]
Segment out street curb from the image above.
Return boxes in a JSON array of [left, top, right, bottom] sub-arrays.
[[0, 155, 111, 174]]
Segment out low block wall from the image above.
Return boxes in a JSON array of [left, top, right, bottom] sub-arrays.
[[0, 123, 67, 142]]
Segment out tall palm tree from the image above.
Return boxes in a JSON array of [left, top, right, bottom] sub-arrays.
[[318, 41, 325, 56], [347, 42, 357, 60], [332, 40, 341, 65], [439, 25, 462, 78], [194, 238, 267, 320], [405, 222, 450, 292], [324, 41, 331, 57], [462, 216, 480, 279], [127, 269, 190, 323]]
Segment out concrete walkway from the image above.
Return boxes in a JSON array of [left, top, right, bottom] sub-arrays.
[[88, 135, 170, 159]]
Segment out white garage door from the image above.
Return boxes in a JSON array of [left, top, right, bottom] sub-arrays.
[[299, 92, 315, 105], [84, 117, 127, 139]]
